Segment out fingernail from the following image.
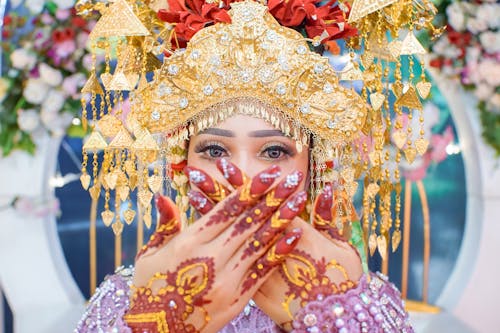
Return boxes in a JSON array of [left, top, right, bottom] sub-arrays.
[[216, 158, 244, 187], [187, 190, 213, 214], [250, 165, 281, 196], [282, 191, 308, 216], [274, 170, 304, 199], [185, 167, 207, 184], [276, 229, 302, 255]]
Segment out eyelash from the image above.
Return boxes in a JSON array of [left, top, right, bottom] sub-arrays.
[[194, 141, 229, 159], [259, 143, 294, 161]]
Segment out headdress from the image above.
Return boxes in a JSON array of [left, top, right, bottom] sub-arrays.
[[77, 0, 440, 262]]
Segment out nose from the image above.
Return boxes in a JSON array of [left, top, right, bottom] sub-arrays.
[[229, 151, 255, 178]]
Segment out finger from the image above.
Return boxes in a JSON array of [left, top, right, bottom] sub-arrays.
[[239, 190, 307, 261], [194, 165, 281, 241], [136, 195, 181, 259], [184, 166, 230, 203], [187, 190, 214, 215], [239, 229, 302, 295], [216, 158, 246, 188], [312, 184, 353, 241], [226, 170, 304, 241]]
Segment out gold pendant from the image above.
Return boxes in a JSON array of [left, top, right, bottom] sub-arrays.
[[148, 174, 162, 193], [416, 81, 432, 99], [123, 209, 136, 225], [415, 138, 430, 155], [112, 221, 124, 236], [377, 235, 388, 261], [369, 233, 377, 256], [404, 147, 417, 164], [391, 130, 407, 149], [101, 209, 115, 227], [392, 230, 402, 252], [80, 174, 91, 190], [369, 92, 385, 111]]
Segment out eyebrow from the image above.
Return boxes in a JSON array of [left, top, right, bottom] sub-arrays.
[[248, 130, 285, 138], [198, 128, 235, 137]]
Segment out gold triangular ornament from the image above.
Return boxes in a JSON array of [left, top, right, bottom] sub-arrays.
[[112, 221, 124, 236], [369, 92, 385, 111], [81, 73, 104, 95], [400, 31, 427, 55], [109, 127, 134, 149], [109, 71, 132, 91], [340, 64, 363, 81], [348, 0, 398, 22], [396, 86, 422, 110], [123, 209, 136, 225], [98, 114, 122, 138], [83, 131, 108, 151], [101, 209, 115, 227], [89, 0, 150, 39]]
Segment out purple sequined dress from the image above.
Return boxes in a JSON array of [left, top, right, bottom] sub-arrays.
[[75, 267, 413, 333]]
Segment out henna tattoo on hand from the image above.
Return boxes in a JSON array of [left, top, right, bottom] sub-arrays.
[[203, 165, 281, 228], [125, 257, 215, 333], [240, 229, 302, 294], [185, 166, 229, 202], [240, 190, 307, 259], [188, 190, 214, 215], [136, 196, 181, 259], [229, 171, 304, 239], [280, 249, 357, 319]]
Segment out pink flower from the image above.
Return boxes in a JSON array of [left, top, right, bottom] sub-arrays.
[[62, 73, 86, 97], [477, 58, 500, 86], [53, 40, 77, 59], [55, 9, 71, 20], [430, 126, 454, 163]]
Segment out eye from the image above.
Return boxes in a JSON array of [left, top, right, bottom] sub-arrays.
[[194, 141, 229, 160], [260, 143, 293, 160]]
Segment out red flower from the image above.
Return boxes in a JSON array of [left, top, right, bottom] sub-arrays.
[[268, 0, 318, 27], [3, 15, 12, 26], [52, 28, 75, 43], [304, 1, 357, 42], [158, 0, 231, 49]]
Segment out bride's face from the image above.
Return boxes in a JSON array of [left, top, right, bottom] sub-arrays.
[[187, 114, 309, 188]]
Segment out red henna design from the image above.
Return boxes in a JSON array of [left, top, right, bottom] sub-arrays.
[[125, 257, 215, 332], [204, 165, 281, 228], [240, 191, 307, 259], [136, 196, 180, 259], [240, 229, 302, 294], [312, 183, 333, 224], [188, 190, 214, 215], [279, 249, 357, 310], [216, 158, 245, 187], [229, 171, 304, 238]]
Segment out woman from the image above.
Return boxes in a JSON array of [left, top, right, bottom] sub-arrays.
[[76, 1, 418, 331]]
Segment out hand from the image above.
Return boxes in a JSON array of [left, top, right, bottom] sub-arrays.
[[127, 165, 305, 333], [189, 160, 364, 330]]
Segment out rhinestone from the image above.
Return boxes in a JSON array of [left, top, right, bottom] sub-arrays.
[[240, 69, 253, 83], [333, 303, 344, 316], [297, 45, 307, 54], [298, 82, 307, 90], [210, 55, 221, 66], [241, 8, 254, 21], [300, 104, 311, 114], [179, 97, 188, 108], [151, 110, 160, 121], [323, 83, 333, 94], [169, 300, 177, 308], [203, 85, 214, 95], [168, 64, 179, 75], [220, 32, 230, 42], [261, 43, 270, 50], [335, 318, 345, 328], [266, 30, 277, 41], [157, 83, 172, 97], [191, 50, 200, 59], [303, 313, 317, 327], [314, 63, 324, 74], [259, 68, 273, 83], [309, 327, 319, 333], [276, 83, 286, 95], [360, 292, 371, 304]]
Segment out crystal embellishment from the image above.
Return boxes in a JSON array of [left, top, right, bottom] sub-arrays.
[[191, 50, 200, 59], [297, 45, 307, 54], [157, 83, 172, 97], [151, 110, 160, 121], [203, 85, 214, 96], [327, 119, 335, 129], [314, 63, 325, 74], [300, 104, 311, 114], [168, 64, 179, 75], [179, 97, 188, 108], [323, 83, 333, 94], [240, 69, 253, 83], [276, 83, 286, 95]]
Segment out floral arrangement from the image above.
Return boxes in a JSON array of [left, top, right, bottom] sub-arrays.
[[157, 0, 357, 53], [429, 0, 500, 155], [0, 1, 99, 156]]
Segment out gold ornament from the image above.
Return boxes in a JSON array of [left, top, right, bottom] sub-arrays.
[[400, 31, 427, 55], [377, 235, 388, 261], [112, 221, 124, 236], [416, 81, 432, 99], [404, 147, 417, 164], [415, 138, 430, 155], [369, 92, 385, 111], [123, 208, 136, 225], [392, 130, 408, 150], [348, 0, 398, 22], [101, 209, 115, 227], [392, 229, 401, 252], [80, 174, 91, 190]]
